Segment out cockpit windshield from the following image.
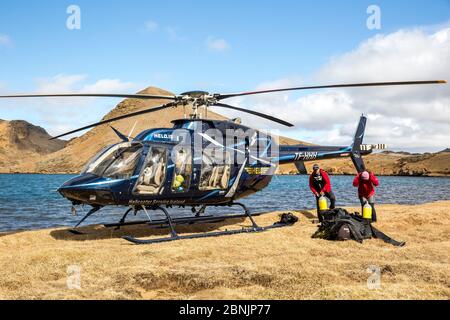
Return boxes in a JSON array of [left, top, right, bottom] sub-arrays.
[[82, 142, 142, 179]]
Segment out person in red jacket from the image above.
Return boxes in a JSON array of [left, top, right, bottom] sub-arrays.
[[353, 171, 379, 222], [309, 164, 336, 221]]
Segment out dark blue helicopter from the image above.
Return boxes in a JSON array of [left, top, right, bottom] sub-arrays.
[[0, 80, 445, 244]]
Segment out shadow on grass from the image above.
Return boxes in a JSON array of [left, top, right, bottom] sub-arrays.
[[49, 216, 251, 242]]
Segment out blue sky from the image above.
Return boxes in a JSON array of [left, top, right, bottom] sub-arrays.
[[0, 0, 449, 151], [1, 0, 448, 91]]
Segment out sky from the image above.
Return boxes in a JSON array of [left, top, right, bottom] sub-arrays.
[[0, 0, 449, 152]]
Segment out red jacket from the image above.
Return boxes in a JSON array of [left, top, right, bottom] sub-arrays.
[[309, 169, 332, 194], [353, 172, 379, 198]]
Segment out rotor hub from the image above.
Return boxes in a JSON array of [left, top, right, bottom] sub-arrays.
[[177, 91, 218, 119], [178, 91, 216, 105]]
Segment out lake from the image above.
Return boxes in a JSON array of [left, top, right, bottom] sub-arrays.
[[0, 174, 449, 232]]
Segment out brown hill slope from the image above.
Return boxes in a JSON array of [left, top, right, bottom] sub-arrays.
[[0, 120, 66, 170]]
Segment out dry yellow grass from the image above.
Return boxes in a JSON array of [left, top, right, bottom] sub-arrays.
[[0, 201, 449, 300]]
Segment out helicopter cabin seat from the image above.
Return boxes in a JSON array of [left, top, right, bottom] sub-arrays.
[[208, 166, 220, 188], [202, 165, 230, 190], [219, 166, 230, 189], [135, 161, 166, 194]]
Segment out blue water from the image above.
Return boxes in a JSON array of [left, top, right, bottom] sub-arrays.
[[0, 174, 449, 232]]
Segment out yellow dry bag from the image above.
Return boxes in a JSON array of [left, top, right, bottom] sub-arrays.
[[363, 202, 373, 220], [173, 180, 182, 188], [318, 196, 328, 211]]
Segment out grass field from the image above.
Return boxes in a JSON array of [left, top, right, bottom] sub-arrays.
[[0, 201, 449, 300]]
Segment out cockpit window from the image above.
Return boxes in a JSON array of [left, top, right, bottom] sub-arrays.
[[82, 145, 116, 174], [102, 146, 142, 179], [83, 142, 142, 179]]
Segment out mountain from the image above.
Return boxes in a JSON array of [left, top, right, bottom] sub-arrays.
[[0, 119, 66, 171]]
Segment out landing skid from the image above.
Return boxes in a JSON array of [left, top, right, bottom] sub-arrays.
[[67, 203, 296, 244], [124, 227, 265, 244], [121, 202, 291, 245]]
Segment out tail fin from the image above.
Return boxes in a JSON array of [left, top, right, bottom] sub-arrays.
[[350, 115, 367, 173]]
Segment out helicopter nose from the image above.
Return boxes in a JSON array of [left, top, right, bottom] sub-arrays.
[[58, 174, 115, 205], [58, 173, 97, 190]]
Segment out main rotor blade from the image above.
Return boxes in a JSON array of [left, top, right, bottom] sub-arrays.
[[216, 80, 447, 100], [0, 93, 177, 100], [50, 102, 177, 140], [213, 102, 294, 127]]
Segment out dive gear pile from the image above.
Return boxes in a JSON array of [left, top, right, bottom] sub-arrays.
[[312, 208, 405, 247]]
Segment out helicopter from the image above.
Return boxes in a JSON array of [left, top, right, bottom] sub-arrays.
[[0, 80, 446, 244]]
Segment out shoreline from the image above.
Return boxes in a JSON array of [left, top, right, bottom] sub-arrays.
[[0, 199, 450, 237], [1, 199, 449, 235], [1, 172, 450, 177], [0, 201, 449, 299]]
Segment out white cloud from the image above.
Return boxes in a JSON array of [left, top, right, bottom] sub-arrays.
[[220, 26, 450, 152], [35, 74, 136, 94], [0, 34, 12, 47], [81, 78, 136, 93], [206, 36, 230, 52], [144, 20, 158, 32], [35, 74, 87, 93]]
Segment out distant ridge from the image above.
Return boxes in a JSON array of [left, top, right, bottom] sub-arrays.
[[0, 119, 66, 170]]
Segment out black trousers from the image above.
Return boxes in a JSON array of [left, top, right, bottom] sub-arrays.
[[315, 190, 336, 222]]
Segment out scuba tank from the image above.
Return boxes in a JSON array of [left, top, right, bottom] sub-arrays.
[[318, 196, 329, 211], [363, 202, 373, 220]]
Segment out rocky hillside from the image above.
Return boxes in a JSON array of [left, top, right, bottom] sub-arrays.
[[0, 120, 66, 170]]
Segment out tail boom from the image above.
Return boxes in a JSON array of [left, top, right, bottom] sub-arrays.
[[274, 116, 384, 173]]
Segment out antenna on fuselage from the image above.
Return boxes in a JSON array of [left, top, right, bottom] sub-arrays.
[[128, 121, 138, 140]]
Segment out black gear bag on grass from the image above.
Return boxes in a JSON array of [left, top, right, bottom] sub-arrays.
[[312, 208, 405, 247]]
